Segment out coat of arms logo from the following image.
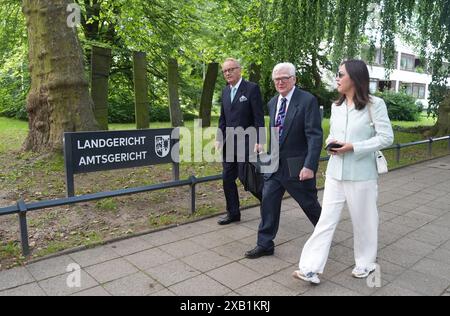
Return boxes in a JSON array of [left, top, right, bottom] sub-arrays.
[[155, 135, 171, 158]]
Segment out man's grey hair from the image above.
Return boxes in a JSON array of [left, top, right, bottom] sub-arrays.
[[272, 62, 296, 78], [223, 58, 241, 68]]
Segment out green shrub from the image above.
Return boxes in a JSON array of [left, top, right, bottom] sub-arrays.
[[375, 91, 420, 121], [310, 86, 339, 119], [0, 72, 28, 120]]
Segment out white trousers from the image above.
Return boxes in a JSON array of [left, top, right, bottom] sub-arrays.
[[299, 177, 379, 274]]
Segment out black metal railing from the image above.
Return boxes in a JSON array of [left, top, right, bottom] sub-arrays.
[[1, 135, 449, 256]]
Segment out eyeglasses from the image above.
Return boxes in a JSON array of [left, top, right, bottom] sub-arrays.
[[222, 67, 240, 74], [336, 71, 345, 79], [273, 76, 293, 84]]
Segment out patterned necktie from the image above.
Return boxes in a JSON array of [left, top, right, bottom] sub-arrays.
[[231, 87, 237, 103], [275, 98, 287, 140]]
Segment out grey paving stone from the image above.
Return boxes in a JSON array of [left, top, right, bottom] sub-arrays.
[[170, 222, 215, 239], [169, 274, 230, 296], [235, 277, 297, 296], [378, 245, 423, 268], [372, 283, 422, 296], [71, 286, 111, 296], [108, 236, 154, 256], [181, 250, 233, 273], [441, 240, 450, 251], [140, 229, 182, 246], [321, 259, 352, 280], [390, 211, 437, 229], [301, 281, 362, 296], [85, 258, 138, 284], [329, 268, 387, 296], [392, 269, 449, 296], [38, 270, 98, 296], [150, 289, 176, 296], [268, 265, 311, 295], [217, 225, 257, 241], [333, 230, 353, 244], [272, 237, 307, 264], [212, 241, 250, 261], [239, 255, 291, 276], [381, 221, 417, 236], [426, 248, 450, 265], [146, 260, 200, 287], [376, 259, 407, 282], [0, 267, 35, 291], [389, 237, 438, 257], [124, 247, 175, 270], [431, 213, 450, 228], [207, 262, 263, 290], [0, 283, 46, 296], [188, 231, 235, 249], [159, 239, 206, 258], [69, 246, 119, 268], [411, 258, 450, 282], [378, 229, 404, 246], [411, 205, 448, 218], [27, 255, 79, 281], [407, 227, 449, 247], [103, 272, 163, 296], [328, 244, 355, 266]]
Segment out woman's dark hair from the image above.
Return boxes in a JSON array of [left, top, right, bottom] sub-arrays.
[[336, 59, 370, 110]]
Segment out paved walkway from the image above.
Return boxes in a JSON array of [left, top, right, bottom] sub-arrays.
[[1, 156, 450, 296]]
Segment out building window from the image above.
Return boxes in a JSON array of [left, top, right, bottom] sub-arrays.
[[400, 54, 415, 71], [370, 80, 378, 94], [400, 82, 426, 99]]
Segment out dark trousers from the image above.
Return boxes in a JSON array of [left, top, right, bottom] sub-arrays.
[[223, 161, 263, 218], [257, 162, 322, 250]]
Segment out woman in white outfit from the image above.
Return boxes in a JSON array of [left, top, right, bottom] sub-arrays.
[[293, 59, 394, 285]]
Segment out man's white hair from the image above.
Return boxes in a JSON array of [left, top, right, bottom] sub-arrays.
[[223, 58, 241, 68], [272, 62, 296, 78]]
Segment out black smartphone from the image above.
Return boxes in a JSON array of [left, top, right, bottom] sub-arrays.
[[325, 143, 343, 151]]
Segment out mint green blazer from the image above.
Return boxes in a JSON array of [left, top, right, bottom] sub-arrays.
[[325, 96, 394, 181]]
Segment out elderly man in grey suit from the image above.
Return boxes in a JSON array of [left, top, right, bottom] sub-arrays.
[[245, 62, 323, 259]]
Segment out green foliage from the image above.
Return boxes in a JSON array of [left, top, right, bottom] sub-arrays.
[[375, 91, 420, 121], [0, 0, 449, 129], [307, 86, 339, 119]]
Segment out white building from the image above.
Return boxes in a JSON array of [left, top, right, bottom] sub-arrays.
[[321, 40, 450, 107], [366, 41, 450, 107]]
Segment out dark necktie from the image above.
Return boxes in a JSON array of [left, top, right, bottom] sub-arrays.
[[275, 97, 287, 140]]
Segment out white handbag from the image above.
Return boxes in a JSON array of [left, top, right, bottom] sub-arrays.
[[367, 103, 389, 175]]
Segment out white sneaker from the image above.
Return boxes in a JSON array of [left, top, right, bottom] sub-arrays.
[[292, 270, 320, 285], [352, 266, 375, 279]]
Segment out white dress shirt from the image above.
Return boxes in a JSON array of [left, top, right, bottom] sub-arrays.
[[275, 87, 296, 118]]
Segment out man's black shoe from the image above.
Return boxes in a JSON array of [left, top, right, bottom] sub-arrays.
[[217, 215, 241, 225], [245, 246, 274, 259]]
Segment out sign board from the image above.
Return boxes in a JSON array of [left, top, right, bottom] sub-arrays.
[[64, 129, 179, 196]]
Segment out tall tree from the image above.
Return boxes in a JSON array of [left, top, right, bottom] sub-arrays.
[[22, 0, 98, 152], [198, 62, 219, 127]]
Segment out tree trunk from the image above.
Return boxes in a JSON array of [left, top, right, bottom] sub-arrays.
[[167, 58, 184, 127], [198, 62, 219, 127], [22, 0, 99, 152], [249, 63, 261, 85], [430, 92, 450, 136], [133, 52, 150, 129], [91, 46, 112, 130]]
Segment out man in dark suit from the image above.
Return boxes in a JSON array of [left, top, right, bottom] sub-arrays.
[[216, 58, 265, 225], [245, 62, 323, 258]]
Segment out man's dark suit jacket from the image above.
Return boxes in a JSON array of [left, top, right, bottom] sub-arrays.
[[266, 87, 323, 177], [218, 79, 265, 156]]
